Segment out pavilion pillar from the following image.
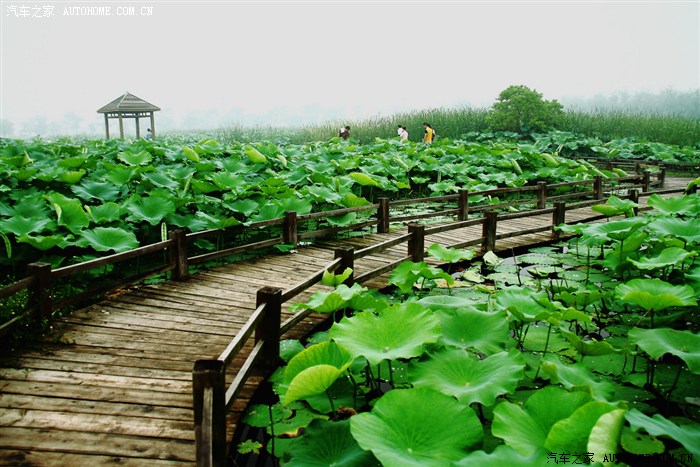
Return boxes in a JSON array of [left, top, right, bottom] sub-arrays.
[[118, 114, 125, 139], [150, 112, 156, 139], [104, 114, 110, 139], [135, 117, 141, 139]]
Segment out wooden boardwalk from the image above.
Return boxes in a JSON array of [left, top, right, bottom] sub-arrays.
[[0, 178, 691, 466]]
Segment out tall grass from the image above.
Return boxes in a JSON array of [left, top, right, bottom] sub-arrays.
[[172, 106, 698, 148], [562, 109, 700, 147]]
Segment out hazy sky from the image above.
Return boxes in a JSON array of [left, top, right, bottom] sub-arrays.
[[1, 0, 698, 135]]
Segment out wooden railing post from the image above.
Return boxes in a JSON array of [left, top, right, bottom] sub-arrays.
[[658, 165, 666, 188], [193, 359, 226, 467], [641, 171, 650, 193], [407, 223, 425, 262], [630, 189, 640, 216], [27, 262, 52, 322], [377, 198, 390, 234], [593, 176, 603, 200], [283, 211, 298, 248], [334, 248, 355, 286], [536, 181, 547, 209], [482, 211, 498, 252], [255, 286, 282, 370], [552, 202, 566, 239], [169, 229, 190, 281], [458, 189, 468, 221]]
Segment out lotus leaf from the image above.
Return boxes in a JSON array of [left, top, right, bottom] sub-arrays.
[[492, 386, 591, 455], [409, 348, 525, 405], [625, 409, 700, 457], [591, 195, 637, 217], [559, 329, 619, 358], [647, 193, 700, 217], [285, 419, 379, 467], [620, 426, 665, 455], [71, 180, 121, 202], [304, 283, 365, 313], [329, 302, 441, 366], [117, 150, 152, 166], [438, 307, 510, 355], [79, 227, 138, 253], [615, 278, 697, 312], [628, 327, 700, 374], [142, 172, 180, 191], [389, 261, 453, 294], [86, 203, 123, 224], [0, 215, 52, 237], [648, 217, 700, 245], [350, 388, 482, 467], [588, 409, 626, 465], [426, 243, 476, 263], [493, 286, 553, 322], [545, 400, 619, 453], [627, 247, 696, 271], [539, 355, 615, 401], [126, 195, 176, 226], [45, 193, 90, 234], [283, 341, 353, 405]]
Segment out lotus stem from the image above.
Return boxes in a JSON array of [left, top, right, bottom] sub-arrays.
[[665, 365, 684, 399], [326, 389, 336, 417], [268, 404, 275, 457], [534, 323, 553, 380]]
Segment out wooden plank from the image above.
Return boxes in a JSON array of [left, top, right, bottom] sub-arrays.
[[0, 450, 192, 466], [0, 427, 195, 462]]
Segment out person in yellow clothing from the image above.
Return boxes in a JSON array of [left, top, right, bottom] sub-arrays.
[[422, 122, 435, 144]]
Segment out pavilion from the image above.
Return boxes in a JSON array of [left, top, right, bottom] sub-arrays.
[[97, 92, 160, 139]]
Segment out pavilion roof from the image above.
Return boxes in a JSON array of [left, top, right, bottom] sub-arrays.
[[97, 92, 160, 113]]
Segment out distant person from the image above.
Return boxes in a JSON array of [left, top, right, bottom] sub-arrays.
[[338, 126, 351, 140], [397, 125, 403, 137], [422, 122, 434, 144], [399, 126, 408, 141], [145, 128, 153, 141]]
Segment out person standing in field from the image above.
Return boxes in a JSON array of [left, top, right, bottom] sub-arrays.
[[397, 125, 403, 138], [399, 126, 409, 141], [145, 128, 153, 141], [422, 122, 434, 144], [338, 126, 351, 140]]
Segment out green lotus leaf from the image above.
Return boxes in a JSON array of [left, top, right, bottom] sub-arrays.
[[45, 193, 89, 234], [283, 341, 353, 405], [321, 267, 353, 287], [245, 145, 267, 164], [582, 217, 646, 242], [278, 196, 313, 215], [182, 146, 200, 162], [71, 180, 121, 202], [86, 203, 123, 224], [285, 419, 379, 467], [165, 212, 209, 232], [539, 355, 616, 401], [117, 150, 152, 166], [492, 386, 591, 455], [330, 302, 441, 366], [142, 172, 180, 191], [627, 247, 696, 271], [426, 243, 476, 264], [620, 425, 665, 456], [347, 290, 390, 313], [493, 286, 553, 322], [225, 198, 259, 217], [195, 211, 240, 229], [559, 328, 619, 357], [438, 306, 510, 355], [58, 169, 86, 184], [80, 227, 138, 253], [588, 409, 626, 465], [304, 185, 342, 203], [625, 409, 700, 458], [349, 172, 380, 187], [249, 204, 285, 222], [0, 215, 52, 236], [241, 402, 292, 428], [104, 165, 138, 185], [591, 195, 637, 217], [209, 171, 245, 191], [17, 234, 66, 250], [304, 283, 366, 313], [516, 253, 561, 265], [126, 195, 176, 226], [458, 446, 550, 467], [338, 193, 372, 208], [648, 217, 700, 245], [190, 178, 219, 194], [647, 193, 700, 217], [409, 348, 525, 406], [629, 327, 700, 374], [280, 339, 305, 363], [326, 212, 357, 227], [545, 401, 618, 453], [350, 388, 482, 467], [615, 278, 697, 312], [388, 261, 453, 294]]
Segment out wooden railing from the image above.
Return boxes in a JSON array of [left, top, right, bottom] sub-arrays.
[[0, 168, 671, 340], [191, 172, 690, 467]]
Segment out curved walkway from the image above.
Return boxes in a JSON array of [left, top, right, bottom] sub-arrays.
[[0, 177, 691, 466]]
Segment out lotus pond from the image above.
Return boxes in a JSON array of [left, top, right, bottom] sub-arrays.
[[234, 193, 700, 466]]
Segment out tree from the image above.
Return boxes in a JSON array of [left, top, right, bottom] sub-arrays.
[[486, 85, 564, 133]]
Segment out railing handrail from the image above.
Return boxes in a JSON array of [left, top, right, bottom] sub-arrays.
[[0, 168, 673, 339]]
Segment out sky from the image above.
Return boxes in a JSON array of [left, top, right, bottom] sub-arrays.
[[1, 0, 698, 137]]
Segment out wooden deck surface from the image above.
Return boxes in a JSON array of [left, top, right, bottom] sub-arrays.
[[0, 178, 690, 466]]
